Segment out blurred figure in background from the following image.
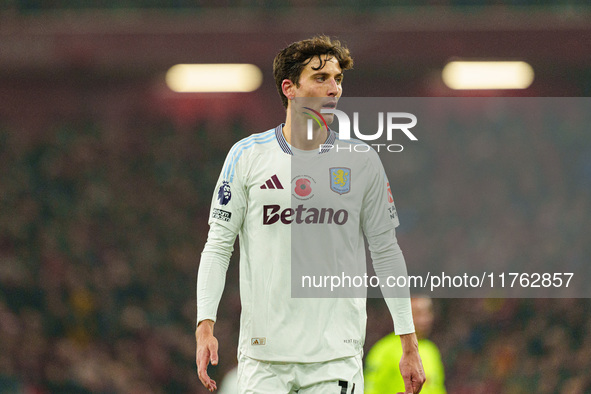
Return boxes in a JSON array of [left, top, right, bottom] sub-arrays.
[[365, 297, 446, 394]]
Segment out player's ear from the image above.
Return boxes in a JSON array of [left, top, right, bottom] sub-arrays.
[[281, 79, 296, 100]]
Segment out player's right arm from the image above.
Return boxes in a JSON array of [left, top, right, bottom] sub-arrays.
[[196, 141, 248, 391], [196, 221, 238, 391], [196, 319, 219, 392]]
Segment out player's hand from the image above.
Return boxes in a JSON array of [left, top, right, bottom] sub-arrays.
[[398, 333, 426, 394], [196, 320, 219, 392]]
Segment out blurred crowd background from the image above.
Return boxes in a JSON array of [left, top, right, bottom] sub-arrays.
[[1, 2, 591, 394]]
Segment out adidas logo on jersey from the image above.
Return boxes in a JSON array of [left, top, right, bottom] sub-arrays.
[[260, 175, 284, 189], [251, 337, 266, 346]]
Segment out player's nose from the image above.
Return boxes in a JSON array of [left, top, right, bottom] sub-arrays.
[[327, 78, 339, 96]]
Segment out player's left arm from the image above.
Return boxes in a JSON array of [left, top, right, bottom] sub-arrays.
[[365, 229, 425, 394], [362, 150, 425, 393], [361, 150, 414, 333], [399, 332, 425, 394]]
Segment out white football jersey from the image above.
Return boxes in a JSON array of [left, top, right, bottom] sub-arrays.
[[207, 125, 400, 362]]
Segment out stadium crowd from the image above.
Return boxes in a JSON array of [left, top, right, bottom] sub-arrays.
[[0, 100, 590, 393]]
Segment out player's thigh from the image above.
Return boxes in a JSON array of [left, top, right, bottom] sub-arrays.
[[298, 355, 363, 394], [237, 353, 294, 394]]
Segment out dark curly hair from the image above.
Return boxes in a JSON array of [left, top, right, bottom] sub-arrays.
[[273, 35, 353, 109]]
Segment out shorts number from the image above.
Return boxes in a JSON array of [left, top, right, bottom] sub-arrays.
[[338, 380, 355, 394]]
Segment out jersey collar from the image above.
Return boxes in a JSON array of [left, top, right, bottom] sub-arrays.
[[275, 124, 336, 155]]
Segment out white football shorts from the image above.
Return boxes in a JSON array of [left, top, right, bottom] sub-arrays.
[[237, 352, 363, 394]]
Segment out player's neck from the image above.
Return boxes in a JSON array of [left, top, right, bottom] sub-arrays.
[[283, 110, 328, 151]]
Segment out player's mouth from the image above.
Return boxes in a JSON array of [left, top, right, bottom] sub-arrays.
[[321, 100, 338, 109]]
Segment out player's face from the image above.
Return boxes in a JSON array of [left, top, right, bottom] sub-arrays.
[[296, 55, 343, 98], [293, 55, 343, 123]]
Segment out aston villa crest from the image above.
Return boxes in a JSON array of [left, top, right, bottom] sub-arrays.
[[330, 167, 351, 195]]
